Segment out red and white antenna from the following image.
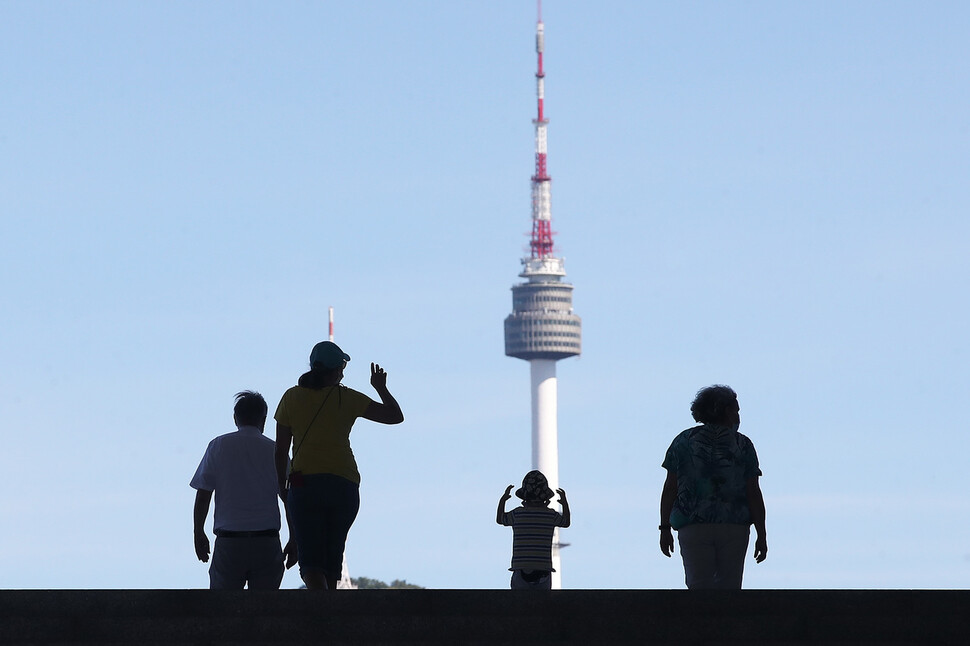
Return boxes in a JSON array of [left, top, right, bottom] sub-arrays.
[[328, 306, 334, 342], [530, 0, 554, 260]]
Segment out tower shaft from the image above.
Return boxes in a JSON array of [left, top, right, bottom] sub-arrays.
[[530, 359, 559, 486], [531, 359, 562, 584]]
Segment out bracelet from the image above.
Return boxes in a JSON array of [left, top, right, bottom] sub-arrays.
[[659, 524, 671, 531]]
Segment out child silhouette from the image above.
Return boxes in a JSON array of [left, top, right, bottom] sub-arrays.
[[496, 470, 570, 589]]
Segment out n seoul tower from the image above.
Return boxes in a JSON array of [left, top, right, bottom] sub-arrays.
[[504, 0, 581, 589]]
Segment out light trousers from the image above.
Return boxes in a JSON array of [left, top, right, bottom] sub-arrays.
[[209, 536, 284, 590], [677, 523, 750, 589]]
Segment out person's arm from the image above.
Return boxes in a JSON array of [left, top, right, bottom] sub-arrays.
[[274, 422, 299, 568], [496, 485, 513, 525], [556, 488, 570, 528], [659, 470, 677, 557], [193, 489, 212, 563], [746, 476, 768, 563], [361, 363, 404, 424], [275, 423, 293, 500], [281, 497, 299, 569]]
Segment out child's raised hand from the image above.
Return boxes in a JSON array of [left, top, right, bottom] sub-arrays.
[[496, 484, 515, 525], [556, 488, 571, 527]]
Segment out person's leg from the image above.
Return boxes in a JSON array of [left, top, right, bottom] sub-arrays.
[[208, 538, 246, 590], [302, 569, 329, 590], [288, 480, 328, 589], [677, 524, 717, 589], [712, 524, 750, 589], [322, 476, 360, 590], [245, 537, 285, 590], [511, 569, 552, 590]]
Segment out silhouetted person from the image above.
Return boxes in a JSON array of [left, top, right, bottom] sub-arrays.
[[497, 470, 570, 590], [275, 341, 404, 590], [659, 385, 767, 589], [190, 391, 297, 589]]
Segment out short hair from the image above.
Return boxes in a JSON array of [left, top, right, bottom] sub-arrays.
[[690, 385, 737, 424], [233, 390, 268, 424]]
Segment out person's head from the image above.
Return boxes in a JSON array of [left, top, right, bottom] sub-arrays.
[[299, 341, 351, 389], [310, 341, 350, 371], [515, 470, 554, 506], [690, 385, 740, 425], [233, 390, 268, 431]]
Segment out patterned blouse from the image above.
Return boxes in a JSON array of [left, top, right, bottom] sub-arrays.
[[662, 424, 762, 529]]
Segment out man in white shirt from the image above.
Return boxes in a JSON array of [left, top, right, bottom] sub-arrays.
[[191, 391, 297, 589]]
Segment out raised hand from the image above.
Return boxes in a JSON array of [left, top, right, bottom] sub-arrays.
[[501, 484, 514, 501], [370, 362, 388, 390], [362, 362, 404, 424], [496, 484, 515, 525], [556, 488, 571, 527]]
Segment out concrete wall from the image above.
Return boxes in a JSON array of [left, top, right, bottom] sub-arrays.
[[1, 589, 967, 645]]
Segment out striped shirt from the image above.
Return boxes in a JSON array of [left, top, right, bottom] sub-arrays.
[[501, 506, 566, 572]]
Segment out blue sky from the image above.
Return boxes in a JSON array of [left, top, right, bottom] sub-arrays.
[[2, 1, 968, 589]]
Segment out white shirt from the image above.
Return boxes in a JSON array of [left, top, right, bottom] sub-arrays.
[[190, 425, 281, 532]]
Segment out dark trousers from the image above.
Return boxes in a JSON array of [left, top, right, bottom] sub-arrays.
[[288, 473, 360, 580], [510, 569, 552, 590]]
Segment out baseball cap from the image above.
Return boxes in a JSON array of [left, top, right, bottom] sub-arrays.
[[309, 341, 351, 370]]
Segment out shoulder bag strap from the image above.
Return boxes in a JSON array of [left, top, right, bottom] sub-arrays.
[[291, 384, 339, 464]]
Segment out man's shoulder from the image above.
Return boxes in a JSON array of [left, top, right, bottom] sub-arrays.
[[255, 433, 276, 449], [195, 432, 232, 467], [205, 431, 237, 448], [212, 428, 274, 447], [239, 428, 276, 447]]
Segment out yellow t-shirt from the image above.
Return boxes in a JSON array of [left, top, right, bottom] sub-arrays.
[[274, 385, 373, 484]]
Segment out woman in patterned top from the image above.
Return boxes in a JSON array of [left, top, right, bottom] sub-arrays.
[[659, 385, 767, 589]]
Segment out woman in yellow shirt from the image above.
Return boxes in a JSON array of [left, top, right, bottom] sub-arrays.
[[274, 341, 403, 590]]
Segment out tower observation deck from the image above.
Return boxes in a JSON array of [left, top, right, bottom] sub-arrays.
[[504, 272, 582, 360], [503, 2, 581, 590]]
